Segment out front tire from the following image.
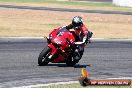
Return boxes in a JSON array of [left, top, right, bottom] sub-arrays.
[[38, 46, 51, 66]]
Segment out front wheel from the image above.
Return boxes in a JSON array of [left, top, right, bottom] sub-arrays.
[[38, 46, 51, 66]]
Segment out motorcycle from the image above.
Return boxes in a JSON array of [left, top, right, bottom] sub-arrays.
[[38, 27, 89, 66]]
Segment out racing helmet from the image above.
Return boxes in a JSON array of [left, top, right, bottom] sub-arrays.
[[72, 16, 83, 30]]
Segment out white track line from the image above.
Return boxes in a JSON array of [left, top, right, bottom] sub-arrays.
[[13, 77, 132, 88], [13, 81, 79, 88], [0, 37, 44, 39], [108, 77, 132, 79], [1, 37, 132, 41], [0, 37, 105, 39]]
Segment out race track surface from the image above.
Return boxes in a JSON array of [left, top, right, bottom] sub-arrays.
[[0, 38, 132, 88]]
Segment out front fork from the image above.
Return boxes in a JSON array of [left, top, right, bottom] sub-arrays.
[[48, 43, 62, 61], [48, 44, 57, 59]]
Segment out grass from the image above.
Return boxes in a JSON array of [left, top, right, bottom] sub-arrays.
[[0, 0, 113, 6], [0, 0, 132, 12], [0, 0, 132, 38], [33, 82, 132, 88]]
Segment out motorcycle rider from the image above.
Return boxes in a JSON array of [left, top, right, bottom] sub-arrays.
[[65, 16, 93, 57], [66, 16, 92, 44], [50, 16, 93, 59]]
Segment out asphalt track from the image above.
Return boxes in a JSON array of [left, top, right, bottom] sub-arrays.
[[0, 38, 132, 88], [0, 4, 132, 15]]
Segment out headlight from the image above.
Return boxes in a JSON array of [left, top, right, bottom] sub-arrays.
[[48, 34, 52, 40]]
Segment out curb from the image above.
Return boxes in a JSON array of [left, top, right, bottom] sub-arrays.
[[13, 77, 132, 88], [13, 81, 79, 88]]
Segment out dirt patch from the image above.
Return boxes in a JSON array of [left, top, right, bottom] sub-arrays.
[[0, 5, 132, 38]]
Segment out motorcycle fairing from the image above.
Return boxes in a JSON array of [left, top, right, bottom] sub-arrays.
[[47, 27, 76, 63]]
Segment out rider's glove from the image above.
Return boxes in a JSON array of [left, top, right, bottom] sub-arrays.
[[88, 31, 93, 39]]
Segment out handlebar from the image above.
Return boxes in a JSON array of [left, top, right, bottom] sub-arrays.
[[74, 42, 84, 45]]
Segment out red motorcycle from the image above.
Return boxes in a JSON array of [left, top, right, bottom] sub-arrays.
[[38, 27, 85, 66]]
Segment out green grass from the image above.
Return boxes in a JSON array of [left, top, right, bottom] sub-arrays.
[[0, 0, 113, 7], [34, 82, 132, 88], [48, 1, 113, 7]]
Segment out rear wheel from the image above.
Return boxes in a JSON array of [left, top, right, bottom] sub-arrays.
[[66, 56, 79, 66], [38, 46, 51, 66], [66, 47, 83, 66]]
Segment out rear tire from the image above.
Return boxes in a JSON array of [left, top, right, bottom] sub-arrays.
[[38, 46, 51, 66], [66, 56, 79, 66]]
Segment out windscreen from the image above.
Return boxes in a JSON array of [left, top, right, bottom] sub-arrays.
[[57, 27, 68, 36]]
